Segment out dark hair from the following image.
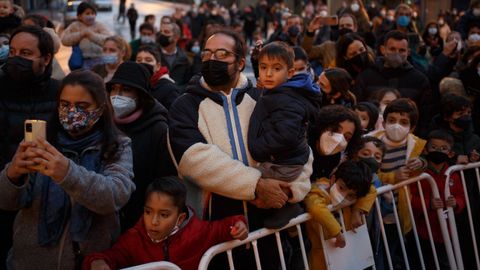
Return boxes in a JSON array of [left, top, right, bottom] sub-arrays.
[[258, 41, 294, 69], [368, 88, 401, 103], [334, 160, 371, 198], [335, 33, 372, 70], [137, 44, 161, 63], [23, 14, 55, 28], [293, 46, 308, 62], [313, 105, 362, 152], [49, 70, 122, 163], [324, 68, 356, 105], [339, 13, 358, 29], [145, 176, 187, 213], [139, 22, 154, 33], [384, 30, 408, 46], [348, 136, 386, 160], [144, 14, 155, 22], [10, 26, 54, 66], [427, 129, 454, 148], [383, 98, 419, 128], [353, 102, 380, 131], [77, 1, 97, 16], [440, 93, 472, 118], [208, 29, 246, 60]]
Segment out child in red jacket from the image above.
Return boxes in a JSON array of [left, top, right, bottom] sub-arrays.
[[410, 130, 465, 269], [83, 176, 248, 270]]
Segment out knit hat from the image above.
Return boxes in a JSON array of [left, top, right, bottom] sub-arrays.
[[106, 61, 155, 107]]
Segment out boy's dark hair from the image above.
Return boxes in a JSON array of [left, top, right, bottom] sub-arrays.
[[353, 102, 380, 131], [138, 44, 161, 63], [348, 136, 386, 159], [440, 93, 471, 118], [383, 30, 408, 46], [427, 129, 454, 149], [139, 22, 154, 33], [258, 41, 295, 69], [383, 98, 419, 128], [77, 1, 96, 16], [334, 160, 372, 197], [145, 177, 187, 213], [293, 46, 308, 62], [144, 14, 155, 22]]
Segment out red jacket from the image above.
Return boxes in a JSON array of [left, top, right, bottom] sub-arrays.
[[82, 211, 245, 270], [410, 164, 465, 243]]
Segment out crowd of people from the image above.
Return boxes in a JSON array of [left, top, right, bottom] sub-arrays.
[[0, 0, 480, 269]]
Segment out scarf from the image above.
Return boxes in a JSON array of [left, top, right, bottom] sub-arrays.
[[150, 66, 170, 86], [37, 130, 103, 246]]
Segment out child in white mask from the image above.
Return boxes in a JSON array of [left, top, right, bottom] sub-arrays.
[[304, 160, 376, 270]]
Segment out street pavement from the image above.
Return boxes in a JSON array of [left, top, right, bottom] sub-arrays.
[[51, 0, 255, 82]]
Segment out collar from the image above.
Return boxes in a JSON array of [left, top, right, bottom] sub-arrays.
[[426, 162, 446, 174], [161, 47, 178, 56]]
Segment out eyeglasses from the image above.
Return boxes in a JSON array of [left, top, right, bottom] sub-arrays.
[[201, 48, 238, 61]]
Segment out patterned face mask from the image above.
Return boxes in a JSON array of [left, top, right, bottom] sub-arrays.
[[58, 104, 103, 135]]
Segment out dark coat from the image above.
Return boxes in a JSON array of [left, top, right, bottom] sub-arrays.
[[248, 73, 321, 165], [0, 14, 21, 35], [160, 47, 192, 89], [430, 114, 480, 156], [456, 10, 480, 39], [151, 77, 181, 110], [118, 102, 176, 231]]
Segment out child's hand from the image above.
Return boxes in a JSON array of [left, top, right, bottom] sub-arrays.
[[91, 259, 111, 270], [382, 192, 393, 204], [350, 208, 363, 232], [445, 196, 457, 209], [394, 166, 411, 181], [456, 155, 469, 164], [431, 197, 444, 210], [334, 233, 346, 248], [230, 221, 248, 240], [406, 158, 424, 171], [470, 150, 480, 162]]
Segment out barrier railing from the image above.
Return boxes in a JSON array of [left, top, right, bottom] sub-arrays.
[[444, 161, 480, 270], [120, 261, 181, 270]]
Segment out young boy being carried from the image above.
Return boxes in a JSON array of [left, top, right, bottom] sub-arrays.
[[248, 41, 322, 229], [83, 177, 248, 270]]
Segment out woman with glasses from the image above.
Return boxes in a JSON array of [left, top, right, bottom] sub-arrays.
[[107, 61, 176, 231], [0, 70, 135, 269]]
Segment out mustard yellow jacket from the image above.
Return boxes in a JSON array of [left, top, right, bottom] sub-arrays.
[[370, 130, 426, 234], [304, 178, 377, 270]]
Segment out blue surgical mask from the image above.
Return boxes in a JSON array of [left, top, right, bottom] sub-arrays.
[[140, 35, 155, 44], [397, 15, 410, 27], [84, 15, 96, 24], [0, 45, 8, 60], [102, 53, 118, 64], [191, 46, 200, 54]]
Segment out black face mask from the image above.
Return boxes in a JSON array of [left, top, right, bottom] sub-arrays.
[[453, 115, 472, 130], [157, 34, 172, 47], [359, 157, 380, 173], [347, 51, 369, 70], [426, 151, 450, 164], [201, 60, 233, 87], [3, 56, 37, 82], [287, 25, 300, 37]]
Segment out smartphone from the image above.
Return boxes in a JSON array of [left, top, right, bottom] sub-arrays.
[[24, 120, 46, 143], [318, 15, 338, 26]]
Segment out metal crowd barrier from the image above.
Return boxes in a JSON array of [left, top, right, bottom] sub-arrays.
[[444, 161, 480, 270], [120, 261, 181, 270]]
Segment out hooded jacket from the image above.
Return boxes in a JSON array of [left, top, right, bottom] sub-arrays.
[[168, 74, 312, 228], [82, 209, 245, 270], [248, 73, 321, 166]]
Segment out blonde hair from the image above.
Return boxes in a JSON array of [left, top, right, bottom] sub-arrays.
[[104, 35, 131, 61], [439, 77, 466, 98]]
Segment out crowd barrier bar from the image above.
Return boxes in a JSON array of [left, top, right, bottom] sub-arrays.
[[444, 161, 480, 270], [120, 261, 181, 270]]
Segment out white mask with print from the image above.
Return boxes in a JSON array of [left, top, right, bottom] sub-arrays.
[[385, 123, 410, 141], [319, 132, 348, 156]]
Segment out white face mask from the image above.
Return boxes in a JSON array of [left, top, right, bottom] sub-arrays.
[[140, 35, 155, 44], [329, 182, 346, 207], [319, 132, 348, 156], [469, 33, 480, 43], [385, 123, 410, 142], [350, 3, 360, 12], [110, 95, 137, 118], [148, 215, 181, 243], [428, 27, 438, 35], [319, 10, 328, 17]]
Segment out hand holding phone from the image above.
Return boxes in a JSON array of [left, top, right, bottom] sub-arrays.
[[308, 15, 338, 32], [24, 120, 46, 170]]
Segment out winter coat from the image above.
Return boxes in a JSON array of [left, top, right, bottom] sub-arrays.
[[117, 102, 176, 230], [456, 10, 480, 39], [61, 21, 112, 59], [410, 164, 465, 243], [168, 74, 312, 228], [305, 177, 377, 270], [151, 72, 181, 110], [160, 47, 192, 88], [82, 210, 245, 270], [370, 130, 427, 234], [430, 115, 480, 156], [0, 68, 59, 169], [248, 73, 322, 166], [0, 136, 135, 270], [0, 14, 21, 34]]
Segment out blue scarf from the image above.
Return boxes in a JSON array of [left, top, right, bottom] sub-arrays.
[[36, 130, 103, 246]]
